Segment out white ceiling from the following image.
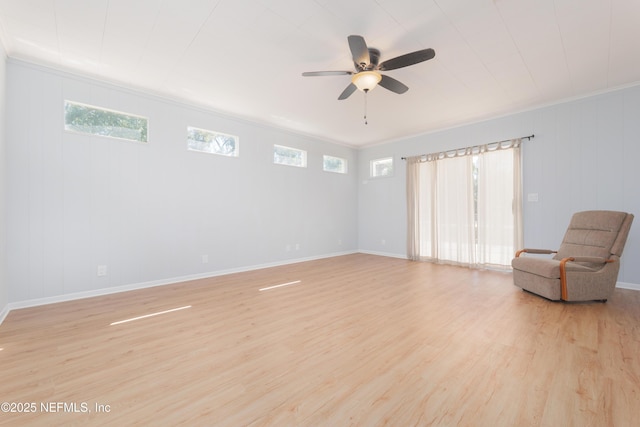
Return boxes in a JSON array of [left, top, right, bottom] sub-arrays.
[[1, 0, 639, 147]]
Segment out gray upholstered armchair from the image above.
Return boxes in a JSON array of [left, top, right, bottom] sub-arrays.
[[512, 210, 634, 302]]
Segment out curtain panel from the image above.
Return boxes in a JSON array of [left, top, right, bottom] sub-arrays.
[[406, 139, 523, 269]]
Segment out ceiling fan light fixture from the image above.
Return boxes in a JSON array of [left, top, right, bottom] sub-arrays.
[[352, 71, 382, 92]]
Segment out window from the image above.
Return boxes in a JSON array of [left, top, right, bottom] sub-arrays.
[[274, 144, 307, 168], [64, 101, 148, 143], [187, 126, 239, 157], [323, 155, 348, 174], [370, 157, 394, 177]]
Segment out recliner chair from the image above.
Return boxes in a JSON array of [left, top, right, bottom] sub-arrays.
[[512, 210, 634, 302]]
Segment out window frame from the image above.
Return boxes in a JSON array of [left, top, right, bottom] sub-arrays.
[[63, 100, 149, 143], [369, 156, 394, 178], [186, 126, 240, 157], [273, 144, 307, 168], [323, 155, 348, 174]]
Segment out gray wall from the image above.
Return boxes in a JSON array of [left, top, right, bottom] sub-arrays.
[[4, 58, 640, 309], [358, 85, 640, 287], [5, 60, 358, 304], [0, 42, 7, 316]]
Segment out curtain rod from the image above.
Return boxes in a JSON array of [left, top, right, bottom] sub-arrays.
[[401, 134, 534, 160]]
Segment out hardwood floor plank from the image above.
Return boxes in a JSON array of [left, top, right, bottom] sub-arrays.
[[1, 253, 639, 426]]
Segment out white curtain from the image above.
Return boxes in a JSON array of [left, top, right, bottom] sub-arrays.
[[435, 154, 475, 265], [406, 156, 422, 260], [406, 139, 522, 269], [476, 144, 522, 267]]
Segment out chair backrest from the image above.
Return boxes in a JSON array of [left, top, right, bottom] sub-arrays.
[[554, 211, 634, 260]]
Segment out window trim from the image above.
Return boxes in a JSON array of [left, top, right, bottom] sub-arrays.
[[323, 155, 348, 174], [273, 144, 307, 168], [63, 100, 149, 143], [186, 126, 240, 157], [369, 156, 394, 178]]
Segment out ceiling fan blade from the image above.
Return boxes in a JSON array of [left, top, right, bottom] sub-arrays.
[[302, 71, 352, 77], [338, 83, 357, 100], [378, 75, 409, 94], [348, 35, 370, 69], [378, 48, 435, 71]]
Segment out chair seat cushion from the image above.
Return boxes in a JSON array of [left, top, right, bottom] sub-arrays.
[[512, 257, 597, 279]]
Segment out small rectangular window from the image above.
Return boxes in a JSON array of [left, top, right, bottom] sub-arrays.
[[187, 126, 239, 157], [323, 155, 348, 174], [64, 101, 148, 143], [370, 157, 394, 177], [274, 144, 307, 168]]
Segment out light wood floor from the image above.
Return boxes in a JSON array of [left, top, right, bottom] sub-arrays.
[[1, 253, 639, 426]]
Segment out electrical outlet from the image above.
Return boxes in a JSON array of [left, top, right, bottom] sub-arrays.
[[202, 255, 209, 264], [97, 265, 107, 277]]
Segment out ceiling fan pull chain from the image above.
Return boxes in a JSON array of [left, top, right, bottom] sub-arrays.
[[364, 92, 368, 125]]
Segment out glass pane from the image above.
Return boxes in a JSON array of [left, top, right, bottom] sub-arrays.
[[187, 127, 238, 156], [370, 157, 393, 177], [64, 101, 148, 143], [274, 144, 307, 167], [323, 155, 347, 173]]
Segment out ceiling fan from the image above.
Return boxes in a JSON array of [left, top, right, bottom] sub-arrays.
[[302, 35, 435, 100]]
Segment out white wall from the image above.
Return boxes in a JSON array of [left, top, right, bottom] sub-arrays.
[[0, 41, 7, 318], [5, 60, 358, 304], [358, 84, 640, 287]]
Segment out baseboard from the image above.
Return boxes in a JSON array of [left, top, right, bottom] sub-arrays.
[[357, 250, 408, 259], [4, 250, 358, 318], [0, 303, 9, 325], [616, 281, 640, 291]]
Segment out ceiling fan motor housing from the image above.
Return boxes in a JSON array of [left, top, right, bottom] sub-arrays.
[[358, 48, 380, 70]]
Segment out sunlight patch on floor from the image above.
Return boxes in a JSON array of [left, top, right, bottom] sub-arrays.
[[259, 280, 301, 291], [110, 305, 192, 326]]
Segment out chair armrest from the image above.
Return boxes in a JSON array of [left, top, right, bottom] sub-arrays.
[[515, 248, 557, 257], [559, 257, 617, 300], [559, 258, 573, 300], [567, 256, 615, 264]]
